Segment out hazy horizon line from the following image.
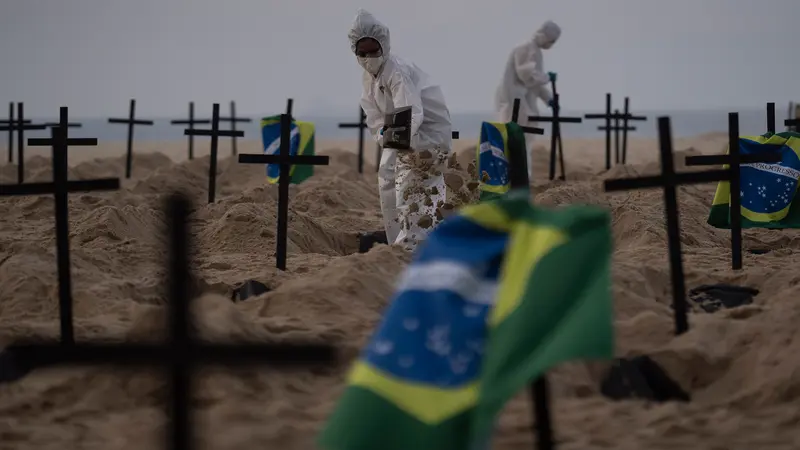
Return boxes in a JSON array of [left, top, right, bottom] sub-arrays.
[[17, 105, 788, 122]]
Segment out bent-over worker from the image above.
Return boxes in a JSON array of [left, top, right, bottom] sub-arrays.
[[494, 20, 561, 179]]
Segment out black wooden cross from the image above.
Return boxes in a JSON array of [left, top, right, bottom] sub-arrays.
[[108, 99, 155, 179], [527, 79, 582, 181], [509, 98, 546, 185], [595, 109, 635, 166], [1, 101, 32, 164], [684, 112, 782, 270], [585, 94, 647, 169], [787, 102, 797, 132], [503, 101, 552, 450], [595, 102, 647, 166], [0, 192, 338, 450], [238, 104, 330, 271], [0, 106, 120, 346], [338, 107, 368, 173], [618, 97, 647, 164], [605, 116, 744, 334], [0, 102, 47, 183], [584, 93, 615, 170], [766, 102, 776, 134], [183, 103, 244, 204], [170, 102, 210, 161], [217, 101, 252, 156]]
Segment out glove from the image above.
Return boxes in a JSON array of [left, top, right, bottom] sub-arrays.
[[377, 126, 385, 147], [547, 71, 557, 82], [547, 98, 555, 108]]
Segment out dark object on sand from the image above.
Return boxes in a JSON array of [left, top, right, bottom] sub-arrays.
[[688, 284, 757, 313], [232, 279, 271, 302], [358, 230, 388, 253], [601, 355, 691, 402], [0, 345, 37, 383]]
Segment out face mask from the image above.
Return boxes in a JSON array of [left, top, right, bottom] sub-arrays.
[[535, 34, 554, 49], [358, 55, 385, 75]]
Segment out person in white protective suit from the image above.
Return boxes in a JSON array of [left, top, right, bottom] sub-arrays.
[[494, 20, 561, 179], [348, 9, 454, 250]]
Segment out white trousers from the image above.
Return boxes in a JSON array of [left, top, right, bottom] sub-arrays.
[[378, 147, 447, 251]]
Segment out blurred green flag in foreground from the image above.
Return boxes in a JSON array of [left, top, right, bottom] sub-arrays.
[[319, 191, 615, 450]]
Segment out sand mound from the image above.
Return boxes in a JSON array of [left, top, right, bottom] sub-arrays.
[[1, 134, 799, 449]]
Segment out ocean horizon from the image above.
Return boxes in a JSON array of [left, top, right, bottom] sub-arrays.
[[14, 107, 794, 144]]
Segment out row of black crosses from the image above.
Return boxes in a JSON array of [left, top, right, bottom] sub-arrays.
[[108, 99, 252, 178], [584, 93, 648, 170], [0, 98, 332, 358], [1, 100, 250, 183], [182, 97, 332, 272], [604, 111, 780, 337], [0, 98, 344, 275]]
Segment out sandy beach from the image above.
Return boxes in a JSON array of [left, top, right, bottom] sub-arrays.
[[1, 134, 799, 449]]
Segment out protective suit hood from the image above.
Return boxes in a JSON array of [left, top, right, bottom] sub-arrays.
[[533, 20, 561, 47], [348, 9, 391, 56]]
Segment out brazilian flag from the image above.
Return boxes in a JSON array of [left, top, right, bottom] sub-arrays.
[[318, 191, 614, 450], [476, 121, 527, 201], [708, 132, 800, 229], [260, 115, 317, 184]]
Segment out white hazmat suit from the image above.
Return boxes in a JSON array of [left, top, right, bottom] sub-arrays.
[[348, 9, 453, 250], [494, 20, 561, 179]]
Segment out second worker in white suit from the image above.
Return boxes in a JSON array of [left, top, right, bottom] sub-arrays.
[[494, 20, 561, 180], [348, 9, 453, 250]]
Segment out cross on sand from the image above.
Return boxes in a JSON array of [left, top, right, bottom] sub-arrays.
[[509, 98, 546, 185], [603, 116, 774, 334], [0, 106, 120, 346], [584, 94, 647, 169], [618, 97, 648, 164], [338, 107, 369, 173], [766, 102, 776, 134], [217, 101, 253, 156], [527, 79, 583, 181], [107, 99, 155, 179], [595, 109, 636, 165], [502, 105, 552, 449], [685, 112, 781, 270], [1, 101, 32, 164], [787, 102, 798, 132], [0, 192, 338, 450], [183, 103, 244, 204], [0, 102, 47, 183], [237, 100, 330, 271], [170, 101, 210, 160]]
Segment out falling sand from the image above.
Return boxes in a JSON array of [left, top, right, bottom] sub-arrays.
[[1, 135, 799, 449]]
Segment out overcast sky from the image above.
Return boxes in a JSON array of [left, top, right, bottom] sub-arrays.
[[1, 0, 797, 119]]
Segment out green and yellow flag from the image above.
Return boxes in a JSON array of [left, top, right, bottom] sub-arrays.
[[318, 191, 614, 450], [708, 132, 800, 229], [476, 121, 527, 201], [260, 115, 317, 184]]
